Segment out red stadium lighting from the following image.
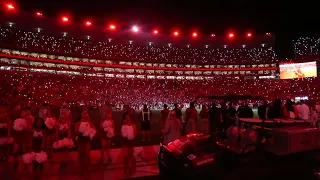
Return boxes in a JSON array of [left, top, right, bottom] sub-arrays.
[[109, 25, 116, 30], [247, 33, 252, 37], [132, 26, 139, 32], [6, 4, 14, 10], [36, 12, 43, 17], [228, 33, 235, 38], [153, 30, 159, 34], [62, 17, 69, 22], [174, 31, 179, 36], [86, 21, 92, 26], [192, 32, 198, 37]]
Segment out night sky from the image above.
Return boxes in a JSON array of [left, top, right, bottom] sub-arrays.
[[12, 0, 320, 58]]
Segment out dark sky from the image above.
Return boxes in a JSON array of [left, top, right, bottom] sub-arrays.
[[13, 0, 320, 58]]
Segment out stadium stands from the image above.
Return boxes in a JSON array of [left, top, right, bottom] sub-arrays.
[[1, 70, 319, 108], [293, 37, 320, 58], [0, 27, 276, 65]]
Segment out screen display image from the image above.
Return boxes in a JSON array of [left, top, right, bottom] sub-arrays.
[[279, 61, 317, 79]]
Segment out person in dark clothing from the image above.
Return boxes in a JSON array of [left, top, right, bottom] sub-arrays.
[[140, 105, 152, 142], [286, 100, 295, 112], [122, 105, 130, 124], [237, 103, 246, 118], [161, 104, 169, 126], [173, 104, 182, 122], [238, 103, 254, 118], [208, 103, 222, 133], [258, 101, 267, 120], [221, 102, 237, 129], [267, 99, 282, 119]]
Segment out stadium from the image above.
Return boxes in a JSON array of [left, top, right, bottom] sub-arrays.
[[0, 2, 320, 180]]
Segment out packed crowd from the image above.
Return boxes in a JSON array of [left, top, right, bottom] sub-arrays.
[[0, 13, 319, 180], [0, 70, 319, 109], [0, 27, 276, 65], [293, 37, 320, 57]]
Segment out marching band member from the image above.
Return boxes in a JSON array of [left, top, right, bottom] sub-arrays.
[[140, 104, 152, 142]]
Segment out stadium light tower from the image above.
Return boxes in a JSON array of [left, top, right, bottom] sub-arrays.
[[174, 31, 179, 36], [153, 29, 159, 34], [85, 21, 92, 26], [6, 4, 15, 10], [132, 26, 139, 32], [62, 16, 69, 22], [36, 11, 43, 17], [228, 33, 235, 38], [247, 32, 252, 37], [192, 32, 198, 37], [109, 24, 116, 30]]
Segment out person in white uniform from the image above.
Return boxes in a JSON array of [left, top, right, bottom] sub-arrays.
[[298, 100, 310, 120]]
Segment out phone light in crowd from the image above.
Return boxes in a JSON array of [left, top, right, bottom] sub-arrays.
[[211, 34, 216, 37], [153, 29, 159, 34], [6, 4, 15, 10], [228, 33, 235, 38], [247, 33, 252, 37], [132, 26, 139, 32], [109, 24, 116, 30], [266, 32, 271, 36], [62, 17, 69, 22], [192, 32, 198, 37], [174, 31, 179, 36], [85, 21, 92, 26]]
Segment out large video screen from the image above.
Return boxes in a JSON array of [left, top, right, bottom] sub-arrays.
[[279, 61, 317, 79]]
